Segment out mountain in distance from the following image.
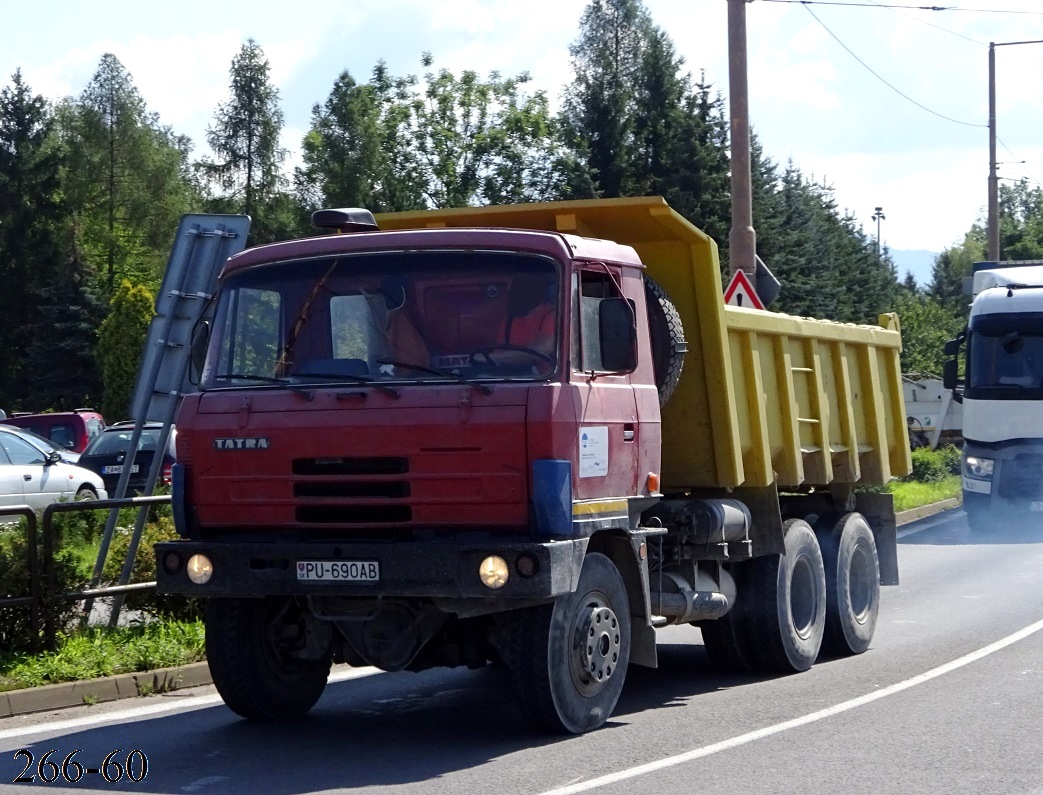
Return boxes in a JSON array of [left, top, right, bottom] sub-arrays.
[[891, 249, 938, 287]]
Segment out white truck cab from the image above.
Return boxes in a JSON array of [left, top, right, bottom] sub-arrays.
[[945, 263, 1043, 533]]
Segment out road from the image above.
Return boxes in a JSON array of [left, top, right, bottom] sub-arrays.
[[2, 507, 1043, 794]]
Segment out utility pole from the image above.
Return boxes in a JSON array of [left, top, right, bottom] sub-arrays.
[[872, 206, 885, 256], [728, 0, 756, 279], [988, 42, 998, 262], [988, 39, 1043, 263]]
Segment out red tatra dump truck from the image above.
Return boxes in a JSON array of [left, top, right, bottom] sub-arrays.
[[156, 197, 910, 733]]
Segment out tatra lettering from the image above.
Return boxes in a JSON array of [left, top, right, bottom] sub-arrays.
[[213, 437, 270, 450]]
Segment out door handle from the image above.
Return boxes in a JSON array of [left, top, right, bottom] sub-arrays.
[[623, 423, 635, 442], [23, 474, 31, 481]]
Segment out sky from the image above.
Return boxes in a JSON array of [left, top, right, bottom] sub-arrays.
[[4, 0, 1043, 259]]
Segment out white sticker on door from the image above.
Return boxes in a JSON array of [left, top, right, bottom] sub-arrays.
[[579, 426, 609, 478]]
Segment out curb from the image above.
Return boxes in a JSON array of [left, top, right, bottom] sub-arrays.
[[0, 499, 963, 721], [896, 497, 961, 526], [0, 662, 212, 718]]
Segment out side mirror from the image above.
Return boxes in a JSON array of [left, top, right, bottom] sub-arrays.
[[942, 358, 962, 403], [943, 331, 965, 357], [189, 321, 210, 384], [598, 298, 637, 372], [44, 450, 61, 466]]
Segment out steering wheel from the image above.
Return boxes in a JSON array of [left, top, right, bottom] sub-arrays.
[[468, 344, 554, 369]]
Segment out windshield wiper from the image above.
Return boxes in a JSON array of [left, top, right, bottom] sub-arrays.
[[376, 359, 493, 395], [292, 371, 400, 397], [213, 372, 319, 399]]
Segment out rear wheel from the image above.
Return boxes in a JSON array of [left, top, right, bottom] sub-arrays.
[[506, 553, 631, 734], [744, 519, 826, 673], [817, 513, 880, 656], [206, 597, 331, 720], [697, 564, 754, 672]]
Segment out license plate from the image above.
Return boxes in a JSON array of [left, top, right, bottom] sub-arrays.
[[296, 560, 380, 582], [102, 464, 139, 475], [1032, 502, 1043, 512]]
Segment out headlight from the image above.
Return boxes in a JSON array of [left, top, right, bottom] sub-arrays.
[[186, 554, 214, 584], [963, 456, 994, 480], [479, 555, 509, 589]]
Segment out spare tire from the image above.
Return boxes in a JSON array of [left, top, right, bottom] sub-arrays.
[[644, 274, 686, 406]]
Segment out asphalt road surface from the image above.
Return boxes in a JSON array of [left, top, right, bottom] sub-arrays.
[[3, 507, 1043, 795]]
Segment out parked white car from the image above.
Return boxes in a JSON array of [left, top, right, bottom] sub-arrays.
[[0, 425, 108, 513]]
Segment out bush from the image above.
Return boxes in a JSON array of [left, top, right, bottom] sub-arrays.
[[904, 447, 949, 483], [101, 512, 202, 623], [937, 444, 963, 476], [0, 523, 89, 657]]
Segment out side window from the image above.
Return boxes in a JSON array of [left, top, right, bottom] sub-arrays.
[[0, 434, 46, 465], [573, 268, 625, 373], [49, 425, 75, 450], [216, 287, 282, 378]]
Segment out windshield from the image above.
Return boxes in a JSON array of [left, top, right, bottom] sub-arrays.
[[967, 312, 1043, 398], [201, 250, 561, 389]]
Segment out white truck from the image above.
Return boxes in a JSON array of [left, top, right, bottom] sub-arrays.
[[944, 262, 1043, 533]]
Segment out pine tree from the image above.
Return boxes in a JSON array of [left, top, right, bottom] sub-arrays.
[[199, 39, 288, 242], [0, 70, 69, 407]]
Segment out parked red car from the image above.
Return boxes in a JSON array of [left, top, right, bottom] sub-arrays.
[[1, 409, 105, 453]]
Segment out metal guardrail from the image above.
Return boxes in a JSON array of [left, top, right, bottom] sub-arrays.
[[0, 495, 171, 652]]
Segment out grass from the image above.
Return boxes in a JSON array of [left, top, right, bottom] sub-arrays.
[[0, 620, 205, 692], [888, 475, 962, 513]]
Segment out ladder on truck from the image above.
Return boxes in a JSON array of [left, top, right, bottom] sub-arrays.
[[85, 214, 251, 628]]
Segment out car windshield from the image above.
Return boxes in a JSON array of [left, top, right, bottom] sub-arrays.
[[202, 250, 560, 389], [85, 429, 164, 456], [1, 426, 71, 456]]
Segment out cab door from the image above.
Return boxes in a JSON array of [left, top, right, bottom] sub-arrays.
[[570, 265, 640, 503]]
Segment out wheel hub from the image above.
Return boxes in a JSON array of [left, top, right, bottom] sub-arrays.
[[576, 605, 621, 691]]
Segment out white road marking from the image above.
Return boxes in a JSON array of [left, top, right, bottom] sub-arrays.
[[897, 510, 964, 539], [538, 616, 1043, 795], [0, 666, 378, 742]]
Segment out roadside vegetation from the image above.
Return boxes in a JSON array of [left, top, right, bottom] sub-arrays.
[[0, 448, 964, 693], [888, 445, 962, 512]]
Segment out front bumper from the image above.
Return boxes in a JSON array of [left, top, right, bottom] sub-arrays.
[[155, 538, 587, 600]]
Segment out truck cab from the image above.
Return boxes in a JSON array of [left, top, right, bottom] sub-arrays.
[[946, 264, 1043, 532]]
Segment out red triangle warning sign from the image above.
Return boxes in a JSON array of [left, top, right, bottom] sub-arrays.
[[723, 270, 765, 310]]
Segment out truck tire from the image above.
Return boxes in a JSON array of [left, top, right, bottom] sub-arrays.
[[816, 513, 879, 657], [697, 564, 754, 672], [698, 612, 754, 672], [205, 597, 331, 720], [506, 553, 631, 734], [965, 506, 990, 536], [744, 519, 826, 673], [644, 274, 686, 406]]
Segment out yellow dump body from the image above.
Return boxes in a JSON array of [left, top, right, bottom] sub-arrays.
[[375, 196, 911, 491]]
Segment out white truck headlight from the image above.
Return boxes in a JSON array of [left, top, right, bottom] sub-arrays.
[[963, 456, 994, 480]]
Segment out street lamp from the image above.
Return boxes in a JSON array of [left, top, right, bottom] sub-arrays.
[[872, 206, 885, 256], [988, 39, 1043, 262]]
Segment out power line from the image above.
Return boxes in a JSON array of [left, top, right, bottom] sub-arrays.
[[997, 135, 1043, 187], [802, 4, 987, 126], [865, 0, 984, 46], [761, 1, 1043, 13]]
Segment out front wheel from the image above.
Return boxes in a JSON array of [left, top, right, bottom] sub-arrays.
[[205, 597, 331, 720], [506, 553, 631, 734], [74, 486, 98, 501]]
